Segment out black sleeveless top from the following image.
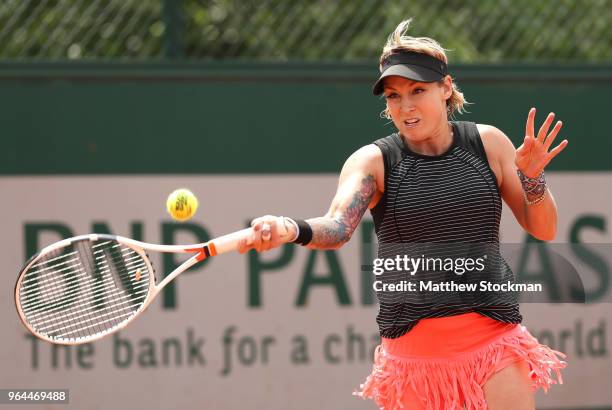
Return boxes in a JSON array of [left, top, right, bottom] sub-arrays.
[[370, 121, 522, 339]]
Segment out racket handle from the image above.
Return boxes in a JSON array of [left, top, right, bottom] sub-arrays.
[[208, 227, 252, 255], [209, 217, 292, 255]]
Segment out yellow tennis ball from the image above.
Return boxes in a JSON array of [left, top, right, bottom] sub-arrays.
[[166, 188, 198, 221]]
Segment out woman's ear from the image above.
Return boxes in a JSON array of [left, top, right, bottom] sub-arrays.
[[442, 75, 453, 100]]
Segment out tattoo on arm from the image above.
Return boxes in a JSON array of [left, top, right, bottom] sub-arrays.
[[308, 174, 377, 248]]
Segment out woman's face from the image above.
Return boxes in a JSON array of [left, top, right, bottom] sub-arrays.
[[383, 75, 452, 140]]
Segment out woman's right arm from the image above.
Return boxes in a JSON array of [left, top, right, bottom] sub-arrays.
[[239, 144, 384, 253], [305, 145, 383, 249]]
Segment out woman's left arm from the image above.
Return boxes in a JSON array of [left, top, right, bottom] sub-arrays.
[[481, 108, 569, 241]]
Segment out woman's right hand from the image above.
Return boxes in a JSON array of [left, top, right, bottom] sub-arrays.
[[237, 215, 297, 254]]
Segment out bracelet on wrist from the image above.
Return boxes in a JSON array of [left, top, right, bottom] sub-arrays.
[[281, 217, 300, 242], [517, 169, 547, 205], [291, 219, 313, 246]]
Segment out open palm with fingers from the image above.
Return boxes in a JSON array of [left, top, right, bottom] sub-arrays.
[[516, 108, 569, 178]]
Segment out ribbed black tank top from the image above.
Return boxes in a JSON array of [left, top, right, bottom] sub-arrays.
[[370, 121, 522, 339]]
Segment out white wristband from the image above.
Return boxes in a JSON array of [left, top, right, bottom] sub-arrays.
[[281, 216, 300, 242]]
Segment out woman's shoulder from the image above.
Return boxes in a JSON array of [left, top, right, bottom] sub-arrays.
[[476, 123, 517, 160], [344, 144, 384, 171], [340, 144, 385, 193]]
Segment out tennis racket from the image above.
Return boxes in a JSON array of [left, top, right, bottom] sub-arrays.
[[15, 220, 290, 345]]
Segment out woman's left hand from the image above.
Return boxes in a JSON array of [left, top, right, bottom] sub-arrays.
[[515, 107, 569, 178]]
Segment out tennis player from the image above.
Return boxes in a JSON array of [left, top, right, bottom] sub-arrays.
[[238, 19, 567, 409]]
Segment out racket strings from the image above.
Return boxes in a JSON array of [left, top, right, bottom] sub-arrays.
[[72, 241, 140, 339], [18, 239, 151, 342], [20, 247, 84, 316], [19, 252, 146, 306], [26, 268, 149, 331], [27, 242, 147, 339], [65, 240, 149, 338], [20, 254, 81, 285], [19, 242, 138, 311]]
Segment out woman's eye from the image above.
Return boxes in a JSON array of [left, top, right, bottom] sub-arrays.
[[385, 93, 399, 99], [414, 88, 425, 94]]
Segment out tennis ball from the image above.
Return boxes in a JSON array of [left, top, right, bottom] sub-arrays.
[[166, 188, 198, 221]]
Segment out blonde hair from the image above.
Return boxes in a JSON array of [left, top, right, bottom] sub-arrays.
[[380, 19, 469, 118]]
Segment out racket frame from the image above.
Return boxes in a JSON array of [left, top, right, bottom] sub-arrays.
[[15, 221, 286, 345], [15, 233, 217, 345]]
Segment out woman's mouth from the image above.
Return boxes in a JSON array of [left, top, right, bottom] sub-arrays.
[[403, 118, 420, 128]]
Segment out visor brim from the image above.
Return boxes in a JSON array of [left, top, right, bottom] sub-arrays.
[[372, 65, 445, 95]]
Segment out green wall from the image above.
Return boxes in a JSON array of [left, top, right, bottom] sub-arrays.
[[1, 63, 609, 174]]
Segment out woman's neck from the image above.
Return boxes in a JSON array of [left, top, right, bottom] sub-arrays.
[[402, 121, 454, 156]]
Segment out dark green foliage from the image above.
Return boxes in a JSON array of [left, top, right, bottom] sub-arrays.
[[0, 0, 609, 62]]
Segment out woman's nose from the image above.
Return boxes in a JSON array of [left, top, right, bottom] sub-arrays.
[[400, 99, 415, 113]]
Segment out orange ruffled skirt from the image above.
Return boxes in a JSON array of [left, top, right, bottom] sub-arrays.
[[354, 313, 566, 409]]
